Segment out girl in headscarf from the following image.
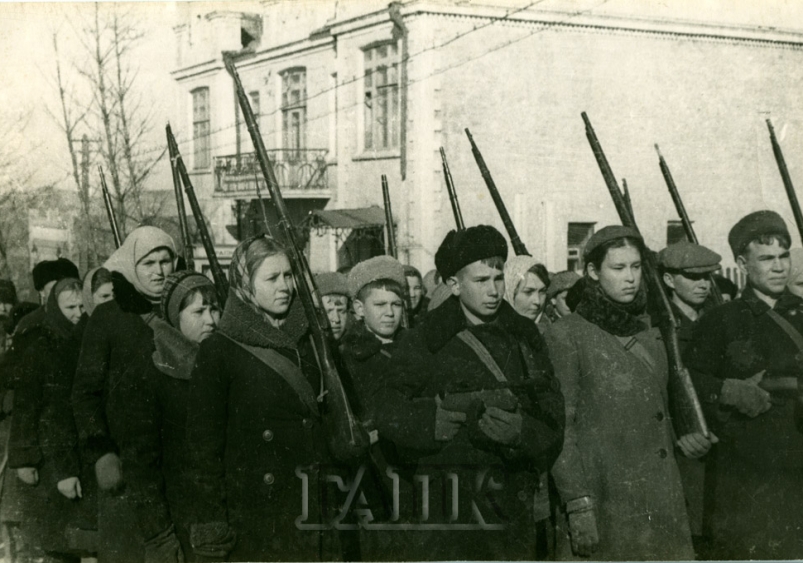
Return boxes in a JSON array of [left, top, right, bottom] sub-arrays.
[[544, 226, 715, 561], [82, 267, 114, 317], [9, 278, 88, 563], [123, 271, 222, 563], [71, 226, 176, 563], [186, 235, 336, 562], [504, 255, 551, 333]]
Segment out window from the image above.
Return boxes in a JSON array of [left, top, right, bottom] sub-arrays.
[[192, 87, 210, 169], [666, 221, 687, 246], [363, 42, 399, 151], [281, 68, 306, 159], [567, 222, 595, 272]]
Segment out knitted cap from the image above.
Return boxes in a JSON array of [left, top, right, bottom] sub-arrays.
[[348, 255, 406, 299], [435, 225, 508, 279], [160, 271, 217, 328]]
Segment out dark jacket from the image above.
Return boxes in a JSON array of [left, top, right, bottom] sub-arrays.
[[186, 291, 335, 562], [373, 296, 564, 560], [2, 305, 46, 390], [684, 286, 803, 559]]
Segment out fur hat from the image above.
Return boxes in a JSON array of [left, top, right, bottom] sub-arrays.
[[435, 225, 508, 279], [348, 256, 406, 299], [32, 258, 79, 292], [315, 272, 349, 298]]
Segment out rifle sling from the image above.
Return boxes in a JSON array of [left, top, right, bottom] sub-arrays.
[[220, 333, 320, 417], [765, 309, 803, 392], [456, 330, 519, 402]]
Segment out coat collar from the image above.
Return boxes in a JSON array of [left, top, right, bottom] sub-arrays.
[[340, 320, 401, 361], [217, 288, 308, 350], [112, 271, 158, 316], [740, 285, 803, 316], [151, 317, 199, 380], [420, 295, 543, 353]]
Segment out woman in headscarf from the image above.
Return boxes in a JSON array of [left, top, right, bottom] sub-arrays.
[[123, 271, 221, 563], [186, 235, 336, 562], [8, 278, 88, 563], [543, 226, 715, 561], [504, 255, 551, 333], [82, 267, 115, 317], [71, 226, 176, 563]]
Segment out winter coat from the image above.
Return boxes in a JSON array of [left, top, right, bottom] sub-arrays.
[[186, 290, 337, 562], [544, 313, 694, 561], [7, 317, 92, 552], [684, 286, 803, 559], [373, 296, 565, 561]]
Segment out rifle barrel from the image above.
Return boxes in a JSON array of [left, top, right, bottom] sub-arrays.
[[767, 119, 803, 244], [98, 166, 122, 248], [166, 124, 194, 270], [381, 175, 397, 258], [440, 147, 465, 231], [465, 128, 528, 255]]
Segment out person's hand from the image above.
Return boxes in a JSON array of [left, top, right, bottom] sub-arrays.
[[145, 525, 185, 563], [677, 432, 719, 459], [434, 395, 466, 441], [57, 477, 83, 499], [568, 508, 599, 557], [16, 467, 38, 486], [478, 406, 523, 446], [720, 371, 771, 417], [95, 452, 123, 491]]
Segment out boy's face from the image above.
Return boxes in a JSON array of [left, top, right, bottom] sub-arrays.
[[354, 287, 403, 339], [322, 294, 349, 341], [448, 260, 504, 321], [407, 275, 423, 310]]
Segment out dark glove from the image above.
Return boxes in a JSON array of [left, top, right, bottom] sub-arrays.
[[720, 371, 771, 418], [567, 499, 599, 557], [145, 525, 184, 563], [190, 521, 236, 559], [477, 406, 522, 446], [94, 452, 123, 492], [434, 395, 466, 442]]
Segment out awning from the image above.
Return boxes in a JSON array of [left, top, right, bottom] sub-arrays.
[[301, 205, 389, 238]]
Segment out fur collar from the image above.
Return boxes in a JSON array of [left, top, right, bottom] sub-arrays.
[[112, 271, 158, 316], [575, 279, 647, 337], [151, 317, 199, 380], [421, 295, 545, 354], [217, 288, 308, 350]]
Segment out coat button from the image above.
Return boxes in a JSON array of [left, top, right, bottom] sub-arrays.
[[263, 472, 275, 485], [517, 490, 527, 501], [658, 448, 668, 459], [655, 411, 664, 422], [262, 429, 274, 442]]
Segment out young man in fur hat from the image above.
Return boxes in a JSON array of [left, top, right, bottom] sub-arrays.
[[373, 225, 565, 561], [684, 210, 803, 559]]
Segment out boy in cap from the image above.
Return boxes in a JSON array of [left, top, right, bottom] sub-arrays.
[[373, 225, 565, 560], [546, 270, 581, 321], [684, 210, 803, 559], [315, 272, 351, 341]]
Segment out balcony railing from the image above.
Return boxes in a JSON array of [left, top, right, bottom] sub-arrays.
[[214, 149, 330, 196]]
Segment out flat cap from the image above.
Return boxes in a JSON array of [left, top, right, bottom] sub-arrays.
[[315, 272, 349, 297], [583, 225, 642, 261], [658, 241, 721, 274], [32, 258, 79, 291], [728, 210, 790, 258], [348, 256, 406, 299], [435, 225, 508, 279], [547, 270, 581, 299]]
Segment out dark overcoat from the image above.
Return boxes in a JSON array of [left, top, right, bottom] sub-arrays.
[[186, 291, 337, 562], [684, 286, 803, 559], [373, 296, 565, 561]]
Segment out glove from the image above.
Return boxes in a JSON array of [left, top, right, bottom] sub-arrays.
[[16, 467, 38, 486], [95, 452, 123, 492], [478, 406, 522, 446], [145, 525, 185, 563], [567, 503, 599, 557], [677, 432, 719, 459], [57, 476, 83, 499], [190, 521, 237, 559], [720, 371, 771, 417], [434, 395, 466, 441]]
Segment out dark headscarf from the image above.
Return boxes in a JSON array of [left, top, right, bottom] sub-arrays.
[[44, 278, 86, 342]]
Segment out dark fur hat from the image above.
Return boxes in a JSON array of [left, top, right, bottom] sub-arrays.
[[32, 258, 79, 291], [435, 225, 508, 279]]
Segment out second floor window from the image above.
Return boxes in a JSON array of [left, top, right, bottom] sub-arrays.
[[192, 87, 210, 169], [364, 42, 399, 151], [281, 68, 306, 158]]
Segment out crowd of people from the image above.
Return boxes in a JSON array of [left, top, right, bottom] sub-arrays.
[[0, 207, 798, 563]]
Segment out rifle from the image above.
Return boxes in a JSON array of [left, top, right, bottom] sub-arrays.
[[581, 112, 709, 438], [465, 129, 529, 255], [253, 170, 273, 238], [224, 56, 369, 461], [165, 125, 229, 306], [621, 178, 635, 226], [440, 147, 465, 231], [767, 119, 803, 244], [655, 145, 724, 305], [166, 124, 194, 271], [380, 175, 410, 329], [98, 166, 122, 248]]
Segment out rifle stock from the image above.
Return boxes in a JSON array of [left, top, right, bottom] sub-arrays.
[[98, 166, 122, 248], [582, 112, 709, 438], [440, 147, 465, 231], [767, 119, 803, 244], [224, 56, 369, 461], [166, 124, 195, 270], [165, 125, 229, 306], [465, 129, 529, 255]]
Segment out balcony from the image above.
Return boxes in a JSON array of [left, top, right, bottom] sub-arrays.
[[214, 149, 331, 198]]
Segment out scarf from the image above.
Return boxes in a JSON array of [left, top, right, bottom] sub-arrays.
[[151, 317, 200, 380], [503, 255, 539, 305], [575, 278, 648, 337], [104, 226, 176, 302], [218, 288, 308, 350], [44, 278, 86, 343]]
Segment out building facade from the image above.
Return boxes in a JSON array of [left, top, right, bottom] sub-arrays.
[[171, 0, 803, 278]]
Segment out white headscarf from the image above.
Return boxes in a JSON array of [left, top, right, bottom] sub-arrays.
[[503, 255, 539, 305], [104, 226, 176, 301]]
